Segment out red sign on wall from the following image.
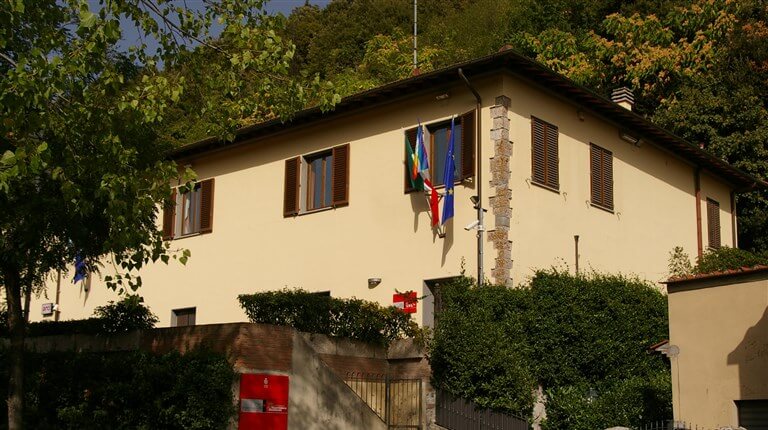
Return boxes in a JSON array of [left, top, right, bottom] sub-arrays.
[[393, 291, 417, 314], [238, 373, 289, 430]]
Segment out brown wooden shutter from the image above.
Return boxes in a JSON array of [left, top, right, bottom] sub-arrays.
[[284, 157, 300, 217], [332, 144, 350, 207], [531, 117, 547, 186], [602, 148, 613, 210], [546, 122, 559, 189], [590, 144, 602, 205], [404, 127, 418, 193], [162, 189, 176, 240], [199, 178, 214, 234], [707, 198, 721, 248], [590, 144, 613, 210], [460, 110, 476, 181]]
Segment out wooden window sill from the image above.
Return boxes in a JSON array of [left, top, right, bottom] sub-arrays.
[[531, 180, 560, 194], [170, 232, 204, 241], [298, 206, 334, 217], [590, 202, 615, 214]]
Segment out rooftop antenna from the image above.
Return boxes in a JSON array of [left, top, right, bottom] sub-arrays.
[[412, 0, 419, 75]]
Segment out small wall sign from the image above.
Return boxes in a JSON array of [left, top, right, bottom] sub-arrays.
[[393, 292, 417, 314], [41, 303, 54, 316]]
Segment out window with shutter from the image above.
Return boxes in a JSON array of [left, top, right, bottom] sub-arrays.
[[707, 198, 721, 249], [590, 144, 614, 211], [404, 112, 475, 193], [531, 117, 559, 190], [284, 144, 350, 217], [163, 179, 214, 239], [284, 157, 300, 217], [172, 307, 196, 327], [332, 144, 350, 207]]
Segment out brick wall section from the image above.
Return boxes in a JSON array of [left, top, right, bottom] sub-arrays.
[[488, 95, 513, 286], [141, 323, 294, 371]]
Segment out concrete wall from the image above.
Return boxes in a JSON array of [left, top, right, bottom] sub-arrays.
[[288, 333, 387, 430], [30, 71, 736, 327], [667, 271, 768, 428]]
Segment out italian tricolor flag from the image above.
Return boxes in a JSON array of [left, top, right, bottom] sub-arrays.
[[406, 124, 440, 226]]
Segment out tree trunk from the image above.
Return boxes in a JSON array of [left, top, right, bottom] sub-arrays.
[[4, 267, 25, 430], [22, 284, 31, 323]]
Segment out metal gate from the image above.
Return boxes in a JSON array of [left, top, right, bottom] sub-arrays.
[[344, 372, 423, 429], [436, 389, 529, 430]]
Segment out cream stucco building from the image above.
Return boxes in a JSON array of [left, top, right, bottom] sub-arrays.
[[666, 266, 768, 428], [31, 50, 762, 328]]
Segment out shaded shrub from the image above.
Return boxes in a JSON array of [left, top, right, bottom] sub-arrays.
[[237, 288, 419, 345], [428, 276, 536, 416], [542, 373, 672, 430], [4, 295, 159, 337], [93, 295, 159, 334], [0, 350, 235, 430], [528, 271, 668, 389], [429, 271, 671, 427]]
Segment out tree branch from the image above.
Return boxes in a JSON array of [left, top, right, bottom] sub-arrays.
[[0, 52, 18, 68], [139, 0, 224, 54]]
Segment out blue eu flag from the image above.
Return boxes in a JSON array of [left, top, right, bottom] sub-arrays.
[[73, 254, 87, 283], [442, 117, 456, 225]]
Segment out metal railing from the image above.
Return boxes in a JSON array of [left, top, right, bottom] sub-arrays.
[[344, 372, 423, 429], [636, 421, 745, 430], [435, 389, 529, 430]]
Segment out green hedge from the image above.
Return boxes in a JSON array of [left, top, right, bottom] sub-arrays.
[[0, 350, 235, 430], [0, 295, 158, 337], [429, 271, 671, 427], [694, 246, 768, 274], [238, 289, 420, 345]]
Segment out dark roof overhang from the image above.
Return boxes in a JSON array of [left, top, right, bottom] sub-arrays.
[[170, 49, 766, 191]]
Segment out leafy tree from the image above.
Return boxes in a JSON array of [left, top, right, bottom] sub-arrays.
[[282, 3, 325, 73], [93, 295, 159, 334], [325, 28, 445, 96], [521, 0, 736, 112], [0, 1, 333, 428], [284, 0, 412, 78]]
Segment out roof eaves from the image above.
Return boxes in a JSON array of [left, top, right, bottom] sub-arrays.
[[168, 49, 766, 191]]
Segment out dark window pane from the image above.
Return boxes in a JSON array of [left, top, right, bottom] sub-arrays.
[[180, 184, 202, 235], [432, 123, 462, 187], [312, 157, 323, 209], [324, 155, 332, 207], [306, 152, 333, 210], [433, 128, 447, 186], [454, 124, 462, 180], [193, 189, 201, 232]]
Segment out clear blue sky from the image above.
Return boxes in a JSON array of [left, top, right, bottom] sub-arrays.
[[89, 0, 331, 54]]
